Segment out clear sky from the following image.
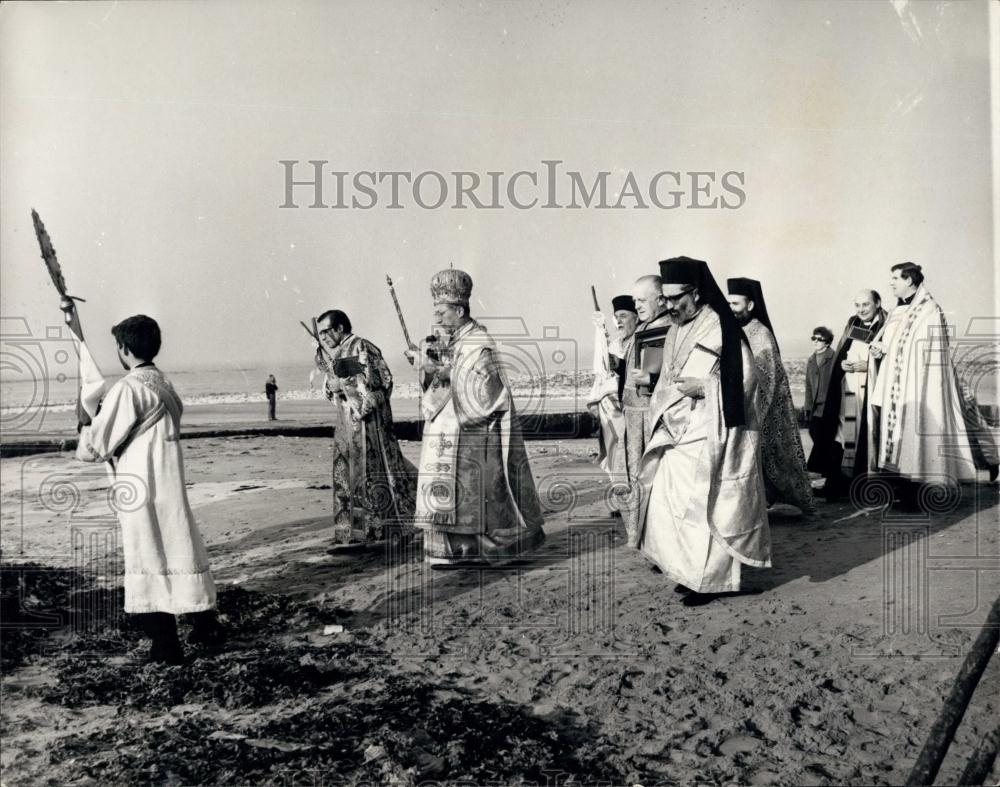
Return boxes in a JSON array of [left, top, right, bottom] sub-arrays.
[[1, 0, 995, 377]]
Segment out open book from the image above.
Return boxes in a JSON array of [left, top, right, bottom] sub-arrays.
[[679, 343, 719, 379], [333, 355, 365, 378]]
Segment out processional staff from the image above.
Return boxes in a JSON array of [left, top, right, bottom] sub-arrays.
[[386, 274, 416, 351], [32, 209, 94, 427], [591, 284, 613, 347]]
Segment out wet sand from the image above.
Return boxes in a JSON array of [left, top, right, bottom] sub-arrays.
[[1, 435, 998, 785]]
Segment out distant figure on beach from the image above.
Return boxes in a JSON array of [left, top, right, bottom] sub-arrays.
[[404, 267, 545, 566], [727, 277, 815, 515], [313, 309, 417, 546], [587, 294, 638, 519], [72, 312, 223, 664], [619, 275, 671, 545], [804, 326, 839, 492], [635, 257, 770, 607], [265, 374, 278, 420], [867, 263, 998, 507], [814, 290, 887, 499]]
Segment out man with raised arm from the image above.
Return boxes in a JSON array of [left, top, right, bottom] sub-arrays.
[[75, 314, 221, 664]]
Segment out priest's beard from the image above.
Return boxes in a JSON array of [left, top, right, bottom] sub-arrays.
[[732, 310, 753, 326]]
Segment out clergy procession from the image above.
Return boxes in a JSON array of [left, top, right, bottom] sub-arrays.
[[55, 249, 997, 664]]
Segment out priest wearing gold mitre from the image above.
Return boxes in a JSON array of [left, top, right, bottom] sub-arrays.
[[409, 267, 546, 565], [635, 257, 771, 606]]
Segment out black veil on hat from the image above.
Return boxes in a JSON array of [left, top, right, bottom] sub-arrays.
[[727, 277, 774, 334], [611, 295, 637, 314], [659, 256, 747, 427]]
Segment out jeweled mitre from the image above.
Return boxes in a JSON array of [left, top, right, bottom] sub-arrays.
[[430, 268, 473, 305]]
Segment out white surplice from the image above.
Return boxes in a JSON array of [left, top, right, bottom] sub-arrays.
[[76, 366, 216, 614]]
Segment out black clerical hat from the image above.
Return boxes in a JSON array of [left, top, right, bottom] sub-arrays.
[[727, 277, 774, 335], [726, 277, 757, 299], [659, 256, 703, 286], [611, 295, 637, 314]]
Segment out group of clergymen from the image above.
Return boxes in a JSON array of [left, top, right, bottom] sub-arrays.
[[69, 257, 998, 663], [586, 258, 998, 594]]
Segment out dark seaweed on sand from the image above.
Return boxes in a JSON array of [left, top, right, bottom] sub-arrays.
[[43, 679, 622, 785], [6, 566, 626, 785]]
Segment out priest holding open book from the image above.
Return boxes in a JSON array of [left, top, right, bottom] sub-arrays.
[[634, 257, 771, 607], [313, 309, 417, 546]]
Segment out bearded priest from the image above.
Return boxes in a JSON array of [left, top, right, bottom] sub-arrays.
[[635, 257, 771, 606]]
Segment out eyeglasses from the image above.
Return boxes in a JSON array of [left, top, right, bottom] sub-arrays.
[[662, 288, 695, 307], [811, 336, 826, 342]]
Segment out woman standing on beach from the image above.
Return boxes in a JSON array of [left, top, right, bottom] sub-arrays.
[[265, 374, 278, 421]]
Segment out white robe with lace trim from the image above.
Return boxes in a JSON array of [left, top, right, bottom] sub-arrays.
[[76, 367, 216, 614]]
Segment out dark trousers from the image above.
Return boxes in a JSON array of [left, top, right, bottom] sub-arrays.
[[132, 610, 223, 663], [267, 396, 276, 420], [133, 612, 183, 664], [806, 418, 844, 480]]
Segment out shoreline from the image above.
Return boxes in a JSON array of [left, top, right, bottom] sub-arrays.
[[0, 398, 594, 458], [3, 396, 997, 459]]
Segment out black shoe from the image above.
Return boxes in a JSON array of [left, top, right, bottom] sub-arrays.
[[134, 612, 185, 665], [610, 510, 622, 519], [891, 495, 920, 512], [989, 464, 999, 483], [817, 485, 842, 501], [147, 628, 185, 666], [144, 642, 185, 666], [681, 592, 720, 607], [186, 610, 226, 648], [674, 583, 693, 594]]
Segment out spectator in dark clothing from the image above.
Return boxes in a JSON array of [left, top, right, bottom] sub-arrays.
[[804, 326, 838, 491], [265, 374, 278, 421]]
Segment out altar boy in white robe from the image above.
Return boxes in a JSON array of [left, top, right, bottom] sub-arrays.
[[635, 257, 771, 606], [74, 313, 221, 664]]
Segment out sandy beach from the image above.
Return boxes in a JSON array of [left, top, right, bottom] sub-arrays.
[[2, 433, 998, 785]]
